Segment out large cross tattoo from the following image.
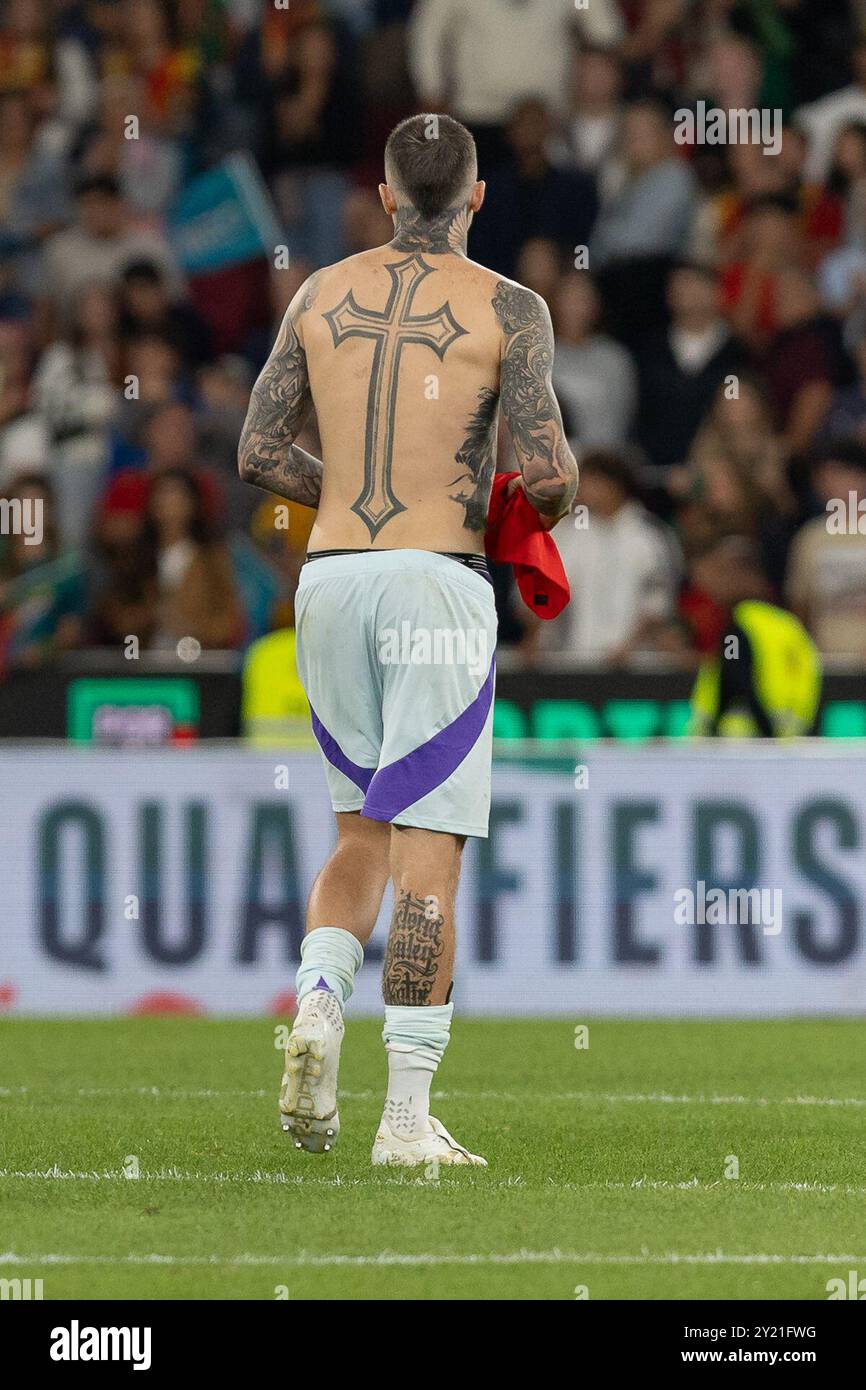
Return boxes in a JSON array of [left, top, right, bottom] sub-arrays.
[[323, 254, 467, 541]]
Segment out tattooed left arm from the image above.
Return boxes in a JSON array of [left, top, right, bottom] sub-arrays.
[[238, 278, 323, 507]]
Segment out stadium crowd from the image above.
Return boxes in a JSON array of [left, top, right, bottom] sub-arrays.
[[3, 0, 866, 675]]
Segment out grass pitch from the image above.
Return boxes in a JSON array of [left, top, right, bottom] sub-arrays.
[[1, 1018, 864, 1301]]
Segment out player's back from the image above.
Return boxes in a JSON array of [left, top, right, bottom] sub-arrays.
[[239, 113, 577, 556], [301, 244, 503, 555]]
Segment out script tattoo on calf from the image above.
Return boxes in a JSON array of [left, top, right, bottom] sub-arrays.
[[449, 386, 498, 532], [237, 279, 323, 506], [382, 890, 446, 1005], [492, 281, 575, 517]]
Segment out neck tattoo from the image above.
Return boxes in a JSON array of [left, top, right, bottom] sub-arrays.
[[390, 205, 470, 255]]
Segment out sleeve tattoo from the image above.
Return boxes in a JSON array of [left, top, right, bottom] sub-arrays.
[[492, 281, 578, 519], [237, 277, 323, 507]]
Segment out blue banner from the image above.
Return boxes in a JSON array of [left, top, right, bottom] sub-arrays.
[[169, 154, 282, 276]]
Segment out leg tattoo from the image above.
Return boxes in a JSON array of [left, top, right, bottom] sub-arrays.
[[382, 890, 446, 1005]]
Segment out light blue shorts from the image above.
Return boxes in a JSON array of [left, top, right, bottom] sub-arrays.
[[295, 550, 497, 838]]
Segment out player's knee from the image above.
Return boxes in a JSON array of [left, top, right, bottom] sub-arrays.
[[388, 825, 464, 888], [334, 812, 390, 877]]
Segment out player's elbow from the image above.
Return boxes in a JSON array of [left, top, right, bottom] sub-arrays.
[[237, 435, 255, 482], [525, 452, 578, 518], [555, 448, 579, 510]]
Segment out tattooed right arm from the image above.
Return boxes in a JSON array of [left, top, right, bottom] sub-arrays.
[[237, 276, 323, 507], [492, 281, 578, 521]]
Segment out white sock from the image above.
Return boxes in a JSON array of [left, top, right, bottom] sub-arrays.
[[295, 927, 363, 1008], [382, 1004, 453, 1137]]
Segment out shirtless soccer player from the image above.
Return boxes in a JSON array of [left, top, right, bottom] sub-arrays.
[[238, 114, 578, 1167]]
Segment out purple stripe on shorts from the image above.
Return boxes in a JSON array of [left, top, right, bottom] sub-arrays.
[[310, 706, 375, 793], [362, 659, 495, 823]]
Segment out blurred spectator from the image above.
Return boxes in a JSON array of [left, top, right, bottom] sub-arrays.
[[552, 271, 637, 449], [702, 130, 842, 272], [248, 495, 314, 629], [688, 534, 821, 739], [144, 467, 243, 650], [683, 375, 796, 588], [592, 97, 698, 346], [558, 43, 624, 182], [76, 73, 183, 218], [826, 121, 866, 248], [196, 355, 265, 532], [344, 187, 395, 255], [786, 441, 866, 658], [0, 0, 52, 95], [686, 376, 791, 513], [700, 31, 763, 120], [115, 0, 202, 138], [592, 98, 697, 267], [818, 122, 866, 349], [258, 20, 360, 269], [0, 472, 56, 582], [119, 260, 212, 370], [796, 37, 866, 183], [469, 99, 598, 280], [42, 174, 178, 314], [86, 471, 157, 650], [0, 472, 85, 673], [820, 336, 866, 444], [196, 355, 254, 474], [619, 0, 689, 77], [542, 449, 681, 663], [145, 401, 200, 476], [0, 233, 32, 322], [31, 280, 119, 547], [0, 319, 48, 482], [514, 238, 563, 305], [762, 268, 851, 457], [409, 0, 623, 168], [719, 194, 804, 351], [0, 89, 72, 239], [241, 625, 311, 747], [770, 0, 854, 111], [636, 261, 745, 471]]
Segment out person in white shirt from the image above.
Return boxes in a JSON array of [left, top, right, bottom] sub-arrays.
[[796, 39, 866, 184], [559, 42, 624, 191], [542, 449, 681, 662], [552, 271, 637, 448], [408, 0, 624, 165], [41, 174, 179, 315], [591, 98, 697, 267]]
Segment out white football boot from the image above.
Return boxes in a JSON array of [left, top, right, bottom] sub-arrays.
[[372, 1110, 487, 1167], [279, 988, 344, 1153]]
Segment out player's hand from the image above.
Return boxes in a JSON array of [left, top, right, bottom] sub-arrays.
[[508, 476, 568, 531]]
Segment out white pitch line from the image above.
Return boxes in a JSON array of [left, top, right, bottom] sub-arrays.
[[2, 1085, 866, 1108], [0, 1249, 864, 1269], [454, 1090, 866, 1109], [597, 1178, 866, 1197], [1, 1168, 865, 1198]]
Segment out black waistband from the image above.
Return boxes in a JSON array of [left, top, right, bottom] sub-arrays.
[[305, 548, 492, 583]]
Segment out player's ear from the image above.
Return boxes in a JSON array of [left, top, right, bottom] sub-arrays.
[[469, 180, 485, 215], [379, 183, 397, 216]]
